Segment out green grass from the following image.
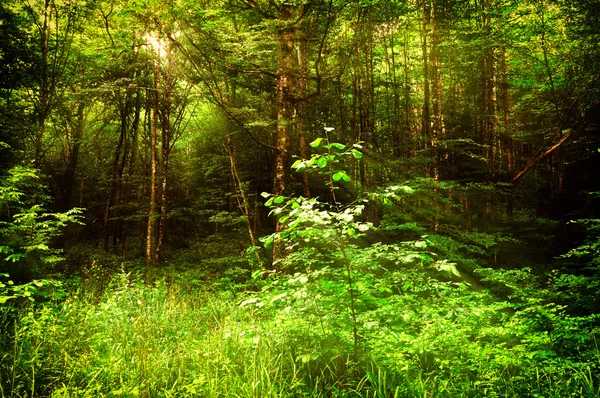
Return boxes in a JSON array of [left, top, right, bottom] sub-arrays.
[[1, 271, 599, 397]]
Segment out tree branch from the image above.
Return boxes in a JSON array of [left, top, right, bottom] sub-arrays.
[[512, 100, 600, 183]]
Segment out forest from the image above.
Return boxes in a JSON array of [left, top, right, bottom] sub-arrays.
[[0, 0, 599, 396]]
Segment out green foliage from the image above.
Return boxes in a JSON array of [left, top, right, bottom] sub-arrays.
[[545, 215, 600, 315], [0, 166, 83, 310], [2, 266, 599, 397], [0, 166, 83, 272]]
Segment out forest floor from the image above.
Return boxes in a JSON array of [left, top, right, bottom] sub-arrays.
[[1, 232, 599, 397]]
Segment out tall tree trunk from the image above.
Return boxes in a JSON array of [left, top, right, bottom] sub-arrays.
[[271, 5, 295, 266], [420, 0, 431, 176], [482, 0, 496, 177], [103, 92, 130, 251], [63, 100, 85, 210], [499, 44, 514, 216], [429, 0, 444, 232], [273, 6, 293, 198], [35, 0, 51, 168], [403, 28, 414, 166], [156, 39, 173, 262], [430, 0, 444, 182], [296, 36, 311, 198], [146, 47, 160, 278]]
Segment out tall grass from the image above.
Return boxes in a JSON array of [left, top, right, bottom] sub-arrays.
[[1, 272, 598, 397]]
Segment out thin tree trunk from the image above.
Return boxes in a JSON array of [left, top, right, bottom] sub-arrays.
[[156, 39, 173, 262], [296, 37, 311, 198], [421, 0, 431, 176], [226, 137, 264, 268], [499, 44, 514, 216], [63, 100, 85, 210], [146, 46, 160, 280], [103, 94, 130, 251], [430, 0, 444, 182], [35, 0, 51, 168]]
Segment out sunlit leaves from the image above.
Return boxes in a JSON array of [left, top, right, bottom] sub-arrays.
[[332, 171, 351, 182], [310, 138, 324, 148]]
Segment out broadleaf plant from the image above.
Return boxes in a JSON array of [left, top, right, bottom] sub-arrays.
[[257, 128, 423, 363], [0, 166, 83, 306]]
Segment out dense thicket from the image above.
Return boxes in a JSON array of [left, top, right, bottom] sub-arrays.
[[1, 0, 599, 396]]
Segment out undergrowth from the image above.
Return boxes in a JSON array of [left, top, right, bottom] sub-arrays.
[[1, 267, 598, 398]]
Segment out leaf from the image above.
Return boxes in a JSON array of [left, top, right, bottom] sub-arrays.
[[274, 196, 285, 204], [325, 143, 345, 151], [435, 261, 461, 277], [240, 297, 260, 307], [317, 157, 328, 168], [384, 197, 393, 206], [265, 197, 274, 207], [414, 241, 427, 249], [251, 269, 263, 279], [351, 149, 363, 159], [310, 138, 324, 148], [291, 159, 303, 169], [347, 227, 356, 236], [263, 235, 274, 248], [261, 192, 271, 198], [333, 171, 350, 182]]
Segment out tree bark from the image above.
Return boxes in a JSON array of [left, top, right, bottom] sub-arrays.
[[103, 91, 130, 251], [296, 36, 311, 198], [420, 0, 431, 176], [34, 0, 51, 168], [63, 100, 85, 210], [146, 45, 160, 278], [271, 5, 295, 266], [429, 0, 444, 182], [156, 39, 173, 262]]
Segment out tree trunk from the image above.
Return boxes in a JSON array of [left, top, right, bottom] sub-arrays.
[[482, 0, 496, 177], [63, 100, 85, 210], [273, 6, 293, 198], [146, 46, 160, 279], [430, 0, 444, 182], [226, 136, 264, 268], [420, 0, 431, 176], [34, 0, 51, 168], [272, 5, 295, 266], [296, 36, 311, 198], [156, 39, 173, 262], [103, 92, 130, 251], [499, 44, 514, 216]]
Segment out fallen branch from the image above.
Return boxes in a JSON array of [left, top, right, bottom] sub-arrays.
[[512, 100, 599, 183]]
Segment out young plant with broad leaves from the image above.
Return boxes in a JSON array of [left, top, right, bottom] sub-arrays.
[[0, 166, 83, 306], [256, 128, 431, 363]]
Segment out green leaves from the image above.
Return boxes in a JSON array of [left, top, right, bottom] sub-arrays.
[[332, 171, 351, 182], [324, 143, 345, 151], [317, 156, 328, 168], [310, 138, 324, 148]]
